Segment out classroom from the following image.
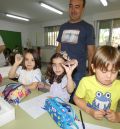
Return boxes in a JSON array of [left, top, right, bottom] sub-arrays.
[[0, 0, 120, 129]]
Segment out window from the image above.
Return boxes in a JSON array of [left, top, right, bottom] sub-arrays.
[[111, 19, 120, 47], [98, 20, 111, 46], [97, 18, 120, 47], [44, 25, 60, 46]]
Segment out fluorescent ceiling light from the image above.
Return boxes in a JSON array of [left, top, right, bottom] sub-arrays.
[[6, 14, 30, 21], [40, 2, 63, 15], [100, 0, 108, 6]]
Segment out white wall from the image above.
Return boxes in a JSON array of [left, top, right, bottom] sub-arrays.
[[27, 23, 44, 47], [93, 10, 120, 21], [1, 9, 120, 62], [1, 10, 120, 47], [41, 47, 56, 62]]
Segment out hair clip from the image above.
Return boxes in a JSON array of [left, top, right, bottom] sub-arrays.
[[60, 51, 70, 61]]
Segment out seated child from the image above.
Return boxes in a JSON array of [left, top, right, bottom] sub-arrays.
[[74, 45, 120, 123], [38, 52, 78, 102], [8, 49, 42, 90]]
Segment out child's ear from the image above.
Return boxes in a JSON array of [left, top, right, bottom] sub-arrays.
[[91, 64, 95, 73]]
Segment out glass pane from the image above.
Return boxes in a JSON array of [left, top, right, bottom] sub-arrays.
[[50, 32, 51, 45], [48, 32, 50, 45], [111, 28, 120, 47], [99, 29, 110, 46], [113, 19, 120, 28], [47, 31, 59, 46], [45, 25, 60, 46]]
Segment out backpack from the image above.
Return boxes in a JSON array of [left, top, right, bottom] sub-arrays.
[[44, 97, 79, 129], [2, 83, 31, 104]]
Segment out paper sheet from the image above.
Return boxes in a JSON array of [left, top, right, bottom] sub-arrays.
[[0, 85, 6, 92], [0, 66, 11, 78], [74, 120, 111, 129], [19, 92, 50, 119]]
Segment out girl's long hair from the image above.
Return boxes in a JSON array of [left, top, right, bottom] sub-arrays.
[[45, 53, 66, 84]]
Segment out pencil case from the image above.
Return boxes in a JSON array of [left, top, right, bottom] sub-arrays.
[[44, 97, 79, 129], [2, 83, 31, 105]]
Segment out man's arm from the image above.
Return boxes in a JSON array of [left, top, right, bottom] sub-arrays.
[[0, 45, 5, 53], [87, 45, 96, 75], [56, 43, 61, 53]]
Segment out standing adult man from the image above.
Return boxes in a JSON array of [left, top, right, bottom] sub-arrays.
[[0, 35, 6, 67], [56, 0, 95, 102], [57, 0, 95, 85]]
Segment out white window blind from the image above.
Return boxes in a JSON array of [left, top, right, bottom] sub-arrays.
[[44, 25, 60, 46]]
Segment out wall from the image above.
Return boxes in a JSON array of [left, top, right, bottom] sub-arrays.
[[41, 47, 56, 62], [93, 10, 120, 21], [1, 10, 120, 48], [27, 24, 44, 47], [1, 9, 120, 62]]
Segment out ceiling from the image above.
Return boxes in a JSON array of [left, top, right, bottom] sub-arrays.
[[0, 0, 120, 24]]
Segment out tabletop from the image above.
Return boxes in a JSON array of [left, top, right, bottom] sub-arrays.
[[0, 78, 120, 129]]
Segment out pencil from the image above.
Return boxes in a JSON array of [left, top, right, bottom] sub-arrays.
[[79, 110, 85, 129]]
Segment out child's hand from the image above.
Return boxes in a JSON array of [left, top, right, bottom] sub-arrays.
[[105, 110, 120, 122], [0, 92, 3, 96], [47, 96, 53, 98], [38, 82, 45, 89], [64, 59, 78, 68], [69, 59, 78, 68], [15, 54, 23, 66], [91, 109, 106, 120], [62, 59, 78, 75]]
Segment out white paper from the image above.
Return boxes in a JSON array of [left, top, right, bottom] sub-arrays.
[[0, 66, 11, 78], [19, 92, 50, 119], [0, 85, 6, 92], [73, 120, 111, 129], [0, 97, 15, 127]]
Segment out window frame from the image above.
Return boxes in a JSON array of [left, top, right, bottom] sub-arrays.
[[97, 18, 120, 47]]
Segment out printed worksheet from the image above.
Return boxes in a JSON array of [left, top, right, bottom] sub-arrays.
[[19, 92, 50, 119], [0, 85, 6, 92], [73, 120, 111, 129]]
